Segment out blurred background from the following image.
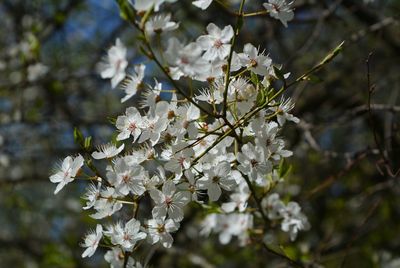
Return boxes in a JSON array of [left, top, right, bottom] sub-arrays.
[[0, 0, 399, 267]]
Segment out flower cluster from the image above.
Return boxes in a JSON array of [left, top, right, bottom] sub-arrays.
[[49, 1, 309, 266], [262, 193, 310, 241]]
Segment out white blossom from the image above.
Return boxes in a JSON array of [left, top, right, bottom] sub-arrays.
[[197, 23, 233, 61], [269, 96, 300, 126], [197, 161, 236, 201], [90, 187, 123, 219], [165, 38, 210, 80], [104, 248, 142, 268], [106, 219, 147, 251], [81, 224, 103, 258], [49, 154, 84, 194], [263, 0, 294, 28], [83, 182, 101, 210], [120, 64, 145, 103], [164, 143, 194, 177], [132, 0, 178, 12], [201, 213, 253, 246], [99, 38, 128, 88], [237, 143, 272, 186], [150, 180, 190, 222], [116, 107, 144, 142], [92, 143, 125, 159], [145, 14, 179, 35], [237, 43, 272, 76], [147, 217, 179, 248], [27, 62, 48, 81], [106, 158, 146, 196], [281, 202, 310, 241]]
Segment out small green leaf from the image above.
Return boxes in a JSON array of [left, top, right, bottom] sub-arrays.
[[140, 6, 153, 28], [250, 71, 259, 85], [116, 0, 136, 22], [273, 66, 285, 81], [303, 74, 323, 84], [278, 159, 292, 178], [108, 116, 117, 125], [137, 34, 146, 42], [73, 127, 84, 146], [84, 136, 92, 150], [256, 87, 267, 107], [320, 41, 345, 65]]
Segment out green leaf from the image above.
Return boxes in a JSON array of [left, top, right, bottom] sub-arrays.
[[278, 159, 292, 178], [115, 0, 136, 22], [107, 116, 117, 125], [199, 203, 222, 214], [319, 41, 345, 66], [84, 136, 92, 150], [302, 74, 323, 84], [140, 6, 154, 28], [73, 127, 84, 146], [49, 80, 63, 94], [250, 71, 259, 85], [273, 66, 285, 81], [256, 87, 267, 107]]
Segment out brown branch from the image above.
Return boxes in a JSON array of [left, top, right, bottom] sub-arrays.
[[366, 53, 400, 178], [306, 149, 369, 198], [340, 198, 382, 268], [262, 243, 306, 268]]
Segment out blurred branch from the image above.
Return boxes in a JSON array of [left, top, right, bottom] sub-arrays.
[[0, 237, 44, 260], [342, 0, 400, 53], [349, 17, 399, 43], [340, 197, 382, 267], [40, 0, 84, 42], [306, 149, 369, 198], [366, 53, 400, 178], [165, 246, 215, 268]]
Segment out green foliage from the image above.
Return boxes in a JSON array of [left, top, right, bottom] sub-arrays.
[[41, 244, 75, 268]]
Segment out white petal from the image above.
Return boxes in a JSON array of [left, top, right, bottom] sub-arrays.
[[208, 184, 221, 201], [152, 205, 168, 219], [162, 181, 176, 197], [221, 202, 236, 213], [150, 189, 165, 204]]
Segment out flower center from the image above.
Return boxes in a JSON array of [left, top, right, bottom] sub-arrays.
[[272, 3, 280, 12], [266, 138, 272, 146], [251, 159, 258, 167], [168, 110, 175, 120], [213, 39, 223, 48], [212, 176, 221, 183], [165, 196, 173, 206], [178, 157, 186, 166], [183, 120, 189, 129], [180, 57, 189, 65], [123, 233, 130, 241], [122, 174, 130, 183], [157, 224, 166, 233], [164, 133, 174, 144], [128, 122, 136, 132]]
